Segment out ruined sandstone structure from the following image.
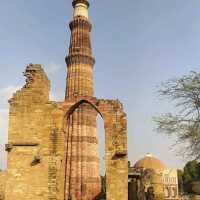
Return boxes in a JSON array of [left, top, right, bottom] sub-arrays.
[[0, 171, 6, 200], [0, 1, 128, 200]]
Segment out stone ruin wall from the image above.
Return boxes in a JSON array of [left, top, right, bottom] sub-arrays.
[[5, 64, 64, 200], [2, 64, 128, 200], [0, 171, 6, 200]]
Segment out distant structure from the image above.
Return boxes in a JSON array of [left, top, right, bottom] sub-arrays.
[[0, 1, 128, 200], [128, 153, 179, 200]]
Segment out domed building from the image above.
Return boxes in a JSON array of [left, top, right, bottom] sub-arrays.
[[128, 154, 179, 200], [134, 153, 166, 172]]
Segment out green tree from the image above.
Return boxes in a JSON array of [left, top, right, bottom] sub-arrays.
[[101, 175, 106, 194], [128, 161, 131, 168], [154, 72, 200, 159], [177, 169, 184, 194], [182, 160, 200, 193]]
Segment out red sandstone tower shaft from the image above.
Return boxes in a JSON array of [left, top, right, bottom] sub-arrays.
[[65, 0, 95, 98], [65, 1, 101, 200]]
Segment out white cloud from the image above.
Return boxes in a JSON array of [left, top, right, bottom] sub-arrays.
[[0, 85, 20, 169], [50, 90, 64, 101], [0, 109, 8, 170], [0, 86, 20, 108], [0, 84, 65, 169], [44, 62, 62, 75]]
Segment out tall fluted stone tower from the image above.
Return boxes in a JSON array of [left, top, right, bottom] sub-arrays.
[[66, 0, 94, 98], [64, 0, 101, 199]]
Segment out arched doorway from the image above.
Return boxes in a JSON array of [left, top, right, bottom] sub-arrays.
[[63, 100, 104, 200], [60, 98, 128, 200]]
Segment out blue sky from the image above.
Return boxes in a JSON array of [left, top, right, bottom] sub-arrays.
[[0, 0, 200, 170]]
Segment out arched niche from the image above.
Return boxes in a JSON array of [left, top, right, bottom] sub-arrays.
[[54, 98, 128, 200]]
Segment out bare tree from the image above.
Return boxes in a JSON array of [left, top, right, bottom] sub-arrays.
[[154, 71, 200, 159]]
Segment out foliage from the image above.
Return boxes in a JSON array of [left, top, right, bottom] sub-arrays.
[[101, 175, 106, 194], [182, 160, 200, 193], [178, 169, 184, 194], [128, 161, 131, 168], [94, 176, 106, 200], [178, 160, 200, 194], [183, 161, 200, 183], [154, 71, 200, 159]]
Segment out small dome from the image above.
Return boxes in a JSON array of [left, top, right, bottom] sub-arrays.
[[134, 153, 166, 171]]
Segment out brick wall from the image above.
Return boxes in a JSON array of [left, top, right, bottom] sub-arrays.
[[0, 171, 6, 200]]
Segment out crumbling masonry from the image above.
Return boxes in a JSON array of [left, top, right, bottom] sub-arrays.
[[0, 1, 128, 200]]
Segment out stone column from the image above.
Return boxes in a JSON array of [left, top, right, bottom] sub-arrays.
[[64, 104, 101, 200]]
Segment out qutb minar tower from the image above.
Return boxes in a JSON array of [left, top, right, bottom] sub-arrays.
[[65, 0, 101, 199]]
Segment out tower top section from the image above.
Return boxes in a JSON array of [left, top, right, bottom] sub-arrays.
[[73, 0, 89, 19], [65, 0, 94, 98]]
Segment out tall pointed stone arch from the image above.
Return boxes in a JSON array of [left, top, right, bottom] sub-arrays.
[[51, 97, 128, 200]]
